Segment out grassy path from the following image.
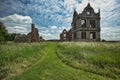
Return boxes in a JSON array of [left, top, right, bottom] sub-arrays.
[[11, 43, 112, 80]]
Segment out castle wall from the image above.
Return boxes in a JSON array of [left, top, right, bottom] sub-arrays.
[[71, 3, 101, 42], [14, 23, 40, 43], [60, 29, 72, 41]]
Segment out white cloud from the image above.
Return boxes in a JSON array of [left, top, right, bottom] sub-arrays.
[[101, 27, 120, 41], [64, 0, 119, 27], [64, 0, 77, 10], [75, 0, 120, 26], [40, 31, 58, 40], [0, 14, 32, 34], [51, 25, 57, 30], [0, 14, 32, 24], [38, 25, 64, 40]]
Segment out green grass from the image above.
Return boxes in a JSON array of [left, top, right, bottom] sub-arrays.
[[57, 42, 120, 79], [0, 42, 119, 80], [0, 42, 47, 79]]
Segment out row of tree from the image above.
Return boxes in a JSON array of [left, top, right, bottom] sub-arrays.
[[0, 22, 16, 44]]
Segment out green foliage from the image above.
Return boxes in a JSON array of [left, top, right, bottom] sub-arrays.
[[0, 22, 8, 44], [0, 22, 16, 44], [6, 33, 16, 41]]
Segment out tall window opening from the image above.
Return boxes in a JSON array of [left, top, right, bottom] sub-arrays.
[[63, 33, 66, 37], [74, 32, 77, 39], [74, 22, 76, 30], [90, 32, 96, 39], [63, 30, 67, 40], [81, 32, 86, 39], [81, 19, 86, 28], [90, 20, 96, 28]]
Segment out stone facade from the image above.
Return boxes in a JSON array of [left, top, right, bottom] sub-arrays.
[[67, 29, 72, 41], [30, 23, 40, 42], [71, 3, 101, 42], [14, 34, 30, 43], [14, 23, 40, 42], [60, 29, 72, 41]]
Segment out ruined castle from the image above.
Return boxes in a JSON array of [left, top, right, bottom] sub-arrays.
[[14, 23, 42, 42], [60, 29, 72, 41], [60, 3, 101, 42]]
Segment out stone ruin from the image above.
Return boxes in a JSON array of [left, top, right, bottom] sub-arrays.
[[14, 23, 41, 42], [14, 34, 30, 43], [28, 23, 40, 42], [60, 3, 101, 42], [60, 29, 72, 41], [71, 3, 101, 41]]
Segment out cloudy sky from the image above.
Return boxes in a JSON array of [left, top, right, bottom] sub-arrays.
[[0, 0, 120, 40]]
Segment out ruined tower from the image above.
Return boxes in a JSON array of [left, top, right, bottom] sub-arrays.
[[71, 3, 101, 41], [31, 23, 40, 42]]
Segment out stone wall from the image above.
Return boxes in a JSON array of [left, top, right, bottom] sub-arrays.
[[60, 29, 72, 41], [14, 23, 40, 43], [14, 34, 30, 43], [66, 29, 72, 41], [71, 3, 101, 42], [31, 24, 40, 42]]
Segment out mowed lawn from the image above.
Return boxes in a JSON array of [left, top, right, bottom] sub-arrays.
[[0, 42, 120, 80]]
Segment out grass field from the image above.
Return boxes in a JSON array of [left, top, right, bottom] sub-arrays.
[[57, 42, 120, 80], [0, 42, 120, 80]]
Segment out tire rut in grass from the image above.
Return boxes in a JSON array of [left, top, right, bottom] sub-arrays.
[[11, 43, 112, 80], [55, 49, 116, 80]]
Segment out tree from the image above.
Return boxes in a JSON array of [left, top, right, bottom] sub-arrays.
[[7, 33, 16, 41], [0, 22, 8, 44]]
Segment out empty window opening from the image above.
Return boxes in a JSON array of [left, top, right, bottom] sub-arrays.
[[90, 32, 96, 39], [87, 11, 90, 15], [63, 37, 66, 40], [74, 32, 77, 39], [90, 20, 96, 28], [63, 30, 66, 33], [63, 33, 66, 37], [74, 23, 76, 29], [90, 25, 92, 28], [81, 32, 86, 39], [81, 19, 86, 28]]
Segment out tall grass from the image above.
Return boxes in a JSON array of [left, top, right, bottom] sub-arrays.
[[11, 42, 111, 80], [0, 42, 47, 79], [57, 42, 120, 79], [0, 42, 120, 80]]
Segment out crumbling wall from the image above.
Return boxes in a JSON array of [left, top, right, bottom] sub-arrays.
[[60, 29, 72, 41], [31, 24, 40, 42], [14, 23, 40, 43]]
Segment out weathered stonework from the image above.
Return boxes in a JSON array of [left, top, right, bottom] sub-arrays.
[[14, 23, 40, 42], [60, 29, 72, 41], [14, 34, 30, 43], [67, 29, 72, 41], [31, 23, 40, 42], [71, 3, 101, 42]]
